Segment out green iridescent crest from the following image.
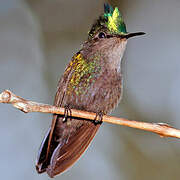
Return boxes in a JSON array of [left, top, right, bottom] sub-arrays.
[[88, 4, 127, 38], [104, 3, 127, 34]]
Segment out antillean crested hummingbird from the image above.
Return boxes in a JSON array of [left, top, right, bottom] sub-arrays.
[[36, 3, 145, 177]]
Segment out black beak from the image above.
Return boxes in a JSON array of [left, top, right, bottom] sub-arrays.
[[119, 32, 146, 39]]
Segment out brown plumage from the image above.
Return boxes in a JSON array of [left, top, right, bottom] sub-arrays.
[[36, 39, 125, 177], [36, 4, 145, 178]]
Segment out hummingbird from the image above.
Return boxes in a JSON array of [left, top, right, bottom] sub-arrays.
[[36, 3, 145, 178]]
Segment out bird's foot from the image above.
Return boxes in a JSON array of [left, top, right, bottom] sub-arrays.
[[62, 105, 72, 123], [94, 111, 104, 125]]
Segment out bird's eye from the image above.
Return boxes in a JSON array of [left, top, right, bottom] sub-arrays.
[[98, 32, 106, 38]]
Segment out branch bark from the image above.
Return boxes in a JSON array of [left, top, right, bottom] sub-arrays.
[[1, 90, 180, 139]]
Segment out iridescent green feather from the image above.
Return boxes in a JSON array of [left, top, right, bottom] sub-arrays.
[[104, 4, 127, 34], [65, 53, 101, 95], [88, 4, 127, 38]]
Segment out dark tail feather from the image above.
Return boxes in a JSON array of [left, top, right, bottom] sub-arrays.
[[36, 128, 51, 173], [36, 121, 100, 178]]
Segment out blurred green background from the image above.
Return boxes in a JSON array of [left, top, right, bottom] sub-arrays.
[[0, 0, 180, 179]]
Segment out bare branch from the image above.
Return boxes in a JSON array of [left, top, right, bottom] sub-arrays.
[[1, 90, 180, 139]]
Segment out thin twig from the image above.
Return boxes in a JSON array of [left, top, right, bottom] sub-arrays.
[[1, 90, 180, 139]]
